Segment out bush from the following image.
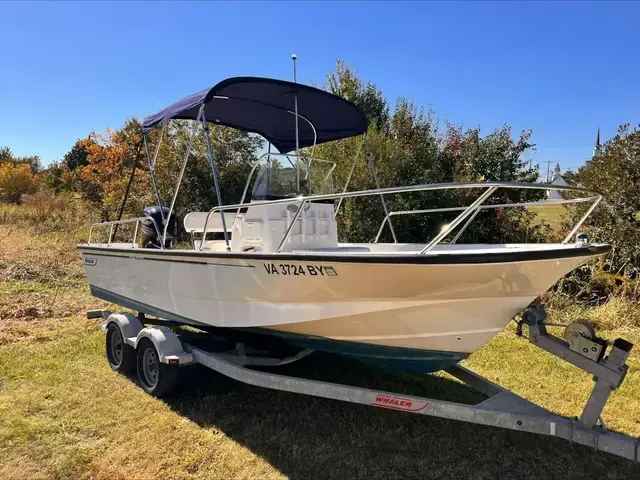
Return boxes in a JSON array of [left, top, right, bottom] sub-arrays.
[[0, 162, 38, 203], [570, 124, 640, 277], [21, 189, 70, 218]]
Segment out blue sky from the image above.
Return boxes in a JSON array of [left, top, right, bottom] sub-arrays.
[[1, 1, 638, 174]]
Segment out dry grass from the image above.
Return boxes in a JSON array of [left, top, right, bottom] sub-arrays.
[[546, 297, 640, 330], [1, 210, 640, 479]]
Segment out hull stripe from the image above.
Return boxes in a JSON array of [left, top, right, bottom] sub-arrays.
[[77, 243, 610, 265]]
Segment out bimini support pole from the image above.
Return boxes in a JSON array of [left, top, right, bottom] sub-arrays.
[[335, 135, 365, 216], [163, 107, 203, 244], [292, 54, 301, 193], [202, 111, 231, 251], [151, 120, 167, 168], [113, 137, 144, 239], [367, 149, 398, 243], [143, 130, 166, 222]]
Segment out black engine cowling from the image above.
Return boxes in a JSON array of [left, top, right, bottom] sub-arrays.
[[140, 206, 175, 249]]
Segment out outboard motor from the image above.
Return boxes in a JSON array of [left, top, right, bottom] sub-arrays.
[[140, 206, 175, 249]]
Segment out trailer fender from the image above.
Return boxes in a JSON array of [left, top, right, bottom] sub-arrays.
[[134, 326, 193, 365], [102, 313, 143, 342]]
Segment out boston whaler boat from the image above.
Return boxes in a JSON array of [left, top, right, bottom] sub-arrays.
[[80, 75, 607, 373], [78, 72, 640, 462]]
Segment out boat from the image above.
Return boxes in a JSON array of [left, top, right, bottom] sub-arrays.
[[78, 75, 608, 374]]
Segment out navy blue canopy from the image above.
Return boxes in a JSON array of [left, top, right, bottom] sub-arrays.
[[142, 77, 368, 153]]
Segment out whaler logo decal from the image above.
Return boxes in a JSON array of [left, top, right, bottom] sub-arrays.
[[371, 394, 429, 412], [83, 257, 97, 266]]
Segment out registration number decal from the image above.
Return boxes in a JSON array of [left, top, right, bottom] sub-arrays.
[[263, 264, 337, 276]]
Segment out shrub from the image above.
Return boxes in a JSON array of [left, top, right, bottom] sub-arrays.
[[21, 189, 70, 219], [570, 124, 640, 276], [0, 162, 38, 203]]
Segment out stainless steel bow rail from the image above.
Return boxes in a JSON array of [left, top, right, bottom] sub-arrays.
[[87, 181, 601, 252], [90, 307, 639, 463], [374, 195, 601, 245], [196, 181, 601, 253]]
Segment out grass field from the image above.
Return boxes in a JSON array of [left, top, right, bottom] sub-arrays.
[[527, 204, 568, 231], [1, 218, 640, 479]]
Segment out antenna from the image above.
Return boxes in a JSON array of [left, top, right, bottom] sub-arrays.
[[292, 53, 300, 191]]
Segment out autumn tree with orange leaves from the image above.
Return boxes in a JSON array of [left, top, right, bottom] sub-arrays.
[[0, 162, 39, 203], [77, 119, 152, 219], [0, 147, 41, 203]]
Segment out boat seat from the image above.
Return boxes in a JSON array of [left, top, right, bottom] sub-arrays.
[[183, 212, 237, 233]]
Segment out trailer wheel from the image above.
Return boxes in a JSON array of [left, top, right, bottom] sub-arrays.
[[106, 323, 136, 373], [136, 338, 179, 397]]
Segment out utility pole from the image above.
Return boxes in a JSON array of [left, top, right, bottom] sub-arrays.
[[545, 160, 552, 183]]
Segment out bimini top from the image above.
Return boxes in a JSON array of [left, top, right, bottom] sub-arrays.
[[142, 77, 368, 153]]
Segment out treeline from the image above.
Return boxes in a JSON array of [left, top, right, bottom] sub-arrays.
[[2, 61, 639, 295]]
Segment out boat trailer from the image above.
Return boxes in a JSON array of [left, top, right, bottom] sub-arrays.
[[89, 307, 639, 463]]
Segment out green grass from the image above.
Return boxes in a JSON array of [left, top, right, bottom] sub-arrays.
[[527, 204, 568, 231], [1, 219, 640, 479]]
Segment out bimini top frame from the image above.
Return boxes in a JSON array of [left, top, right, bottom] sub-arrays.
[[139, 76, 369, 250], [141, 77, 368, 153]]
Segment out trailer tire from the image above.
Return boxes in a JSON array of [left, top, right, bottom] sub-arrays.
[[136, 338, 179, 398], [106, 323, 136, 373]]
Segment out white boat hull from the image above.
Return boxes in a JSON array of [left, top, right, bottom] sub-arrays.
[[79, 243, 607, 366]]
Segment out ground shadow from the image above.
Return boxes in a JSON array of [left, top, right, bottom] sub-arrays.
[[164, 350, 640, 480]]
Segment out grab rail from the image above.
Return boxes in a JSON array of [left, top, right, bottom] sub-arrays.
[[88, 216, 164, 249], [197, 181, 602, 254]]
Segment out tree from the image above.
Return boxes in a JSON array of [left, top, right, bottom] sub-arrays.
[[0, 162, 38, 203], [72, 116, 263, 231], [63, 139, 90, 170], [316, 61, 542, 244], [0, 146, 41, 173], [326, 60, 390, 132], [0, 146, 41, 202], [40, 161, 68, 193], [571, 124, 640, 276], [0, 146, 13, 162], [77, 119, 147, 219]]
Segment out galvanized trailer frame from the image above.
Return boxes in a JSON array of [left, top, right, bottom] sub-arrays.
[[89, 308, 640, 463]]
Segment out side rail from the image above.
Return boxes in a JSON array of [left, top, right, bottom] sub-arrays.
[[197, 181, 602, 254], [87, 216, 164, 249]]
